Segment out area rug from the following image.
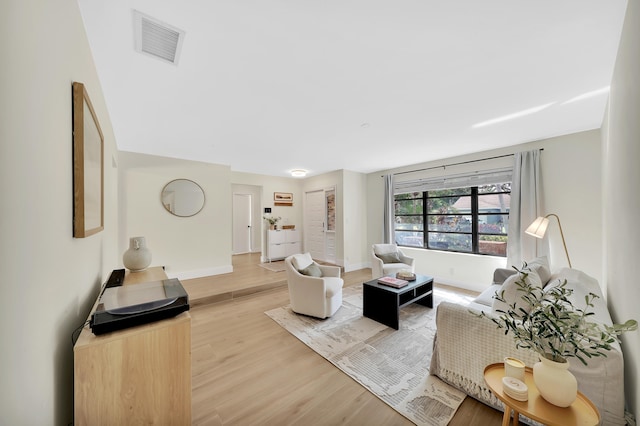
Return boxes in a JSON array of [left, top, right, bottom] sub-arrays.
[[258, 261, 286, 272], [265, 285, 475, 425]]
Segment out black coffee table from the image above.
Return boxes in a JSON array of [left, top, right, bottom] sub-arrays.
[[363, 274, 434, 329]]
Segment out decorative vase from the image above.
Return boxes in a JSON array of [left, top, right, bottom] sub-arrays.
[[123, 236, 152, 272], [533, 355, 577, 407], [270, 224, 276, 230]]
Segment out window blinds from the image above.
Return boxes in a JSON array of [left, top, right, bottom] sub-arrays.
[[394, 167, 513, 194]]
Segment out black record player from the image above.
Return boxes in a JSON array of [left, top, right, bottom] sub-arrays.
[[90, 270, 189, 335]]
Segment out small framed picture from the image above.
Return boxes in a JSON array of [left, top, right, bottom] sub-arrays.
[[274, 192, 293, 206]]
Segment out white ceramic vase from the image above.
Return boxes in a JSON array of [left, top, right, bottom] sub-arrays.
[[123, 236, 152, 272], [533, 355, 577, 407]]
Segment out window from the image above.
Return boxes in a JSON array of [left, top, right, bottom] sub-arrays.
[[326, 189, 336, 231], [394, 183, 510, 256]]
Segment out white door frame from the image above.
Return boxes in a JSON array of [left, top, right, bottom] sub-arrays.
[[304, 186, 336, 263], [232, 193, 252, 254]]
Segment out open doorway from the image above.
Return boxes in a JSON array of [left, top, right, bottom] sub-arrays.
[[232, 184, 262, 255], [232, 193, 252, 254]]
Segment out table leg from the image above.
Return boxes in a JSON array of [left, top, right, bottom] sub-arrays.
[[512, 410, 519, 426], [502, 408, 511, 426]]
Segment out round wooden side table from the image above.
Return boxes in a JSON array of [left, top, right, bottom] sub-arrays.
[[483, 363, 600, 426]]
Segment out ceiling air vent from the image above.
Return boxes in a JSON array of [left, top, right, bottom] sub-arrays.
[[133, 10, 185, 65]]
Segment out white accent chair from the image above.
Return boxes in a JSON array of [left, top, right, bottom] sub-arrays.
[[371, 244, 415, 278], [284, 253, 344, 319]]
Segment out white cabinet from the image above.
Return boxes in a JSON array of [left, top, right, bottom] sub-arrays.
[[266, 229, 301, 261]]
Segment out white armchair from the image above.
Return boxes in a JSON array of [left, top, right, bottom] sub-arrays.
[[371, 244, 415, 278], [284, 253, 344, 319]]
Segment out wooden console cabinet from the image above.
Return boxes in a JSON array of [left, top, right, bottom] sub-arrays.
[[73, 267, 191, 425]]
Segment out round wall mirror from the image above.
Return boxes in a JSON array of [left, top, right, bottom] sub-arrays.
[[161, 179, 205, 217]]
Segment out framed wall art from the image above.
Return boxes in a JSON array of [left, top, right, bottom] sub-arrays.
[[72, 82, 104, 238], [274, 192, 293, 206]]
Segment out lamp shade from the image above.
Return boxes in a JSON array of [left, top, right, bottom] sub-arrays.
[[524, 213, 572, 267], [525, 216, 549, 239]]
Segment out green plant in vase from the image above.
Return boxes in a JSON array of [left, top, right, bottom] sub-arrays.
[[263, 214, 281, 229], [478, 264, 637, 407]]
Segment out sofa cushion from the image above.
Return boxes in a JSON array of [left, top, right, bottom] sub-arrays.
[[299, 263, 323, 277], [491, 268, 543, 316], [545, 268, 613, 327], [373, 243, 399, 255], [475, 284, 501, 307], [291, 252, 313, 270], [376, 252, 402, 264], [526, 256, 551, 286]]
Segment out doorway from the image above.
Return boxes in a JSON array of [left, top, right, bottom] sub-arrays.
[[304, 187, 336, 263], [232, 193, 252, 254], [232, 184, 263, 255]]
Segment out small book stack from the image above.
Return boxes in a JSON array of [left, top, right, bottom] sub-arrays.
[[377, 276, 409, 288]]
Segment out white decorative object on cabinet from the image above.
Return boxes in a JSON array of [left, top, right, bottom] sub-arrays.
[[266, 229, 301, 261]]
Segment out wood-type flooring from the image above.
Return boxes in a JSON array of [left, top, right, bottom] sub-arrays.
[[181, 253, 504, 425]]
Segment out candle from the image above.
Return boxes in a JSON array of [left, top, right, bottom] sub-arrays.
[[504, 357, 526, 381]]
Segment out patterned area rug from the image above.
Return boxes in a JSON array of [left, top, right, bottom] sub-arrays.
[[258, 261, 286, 272], [265, 285, 475, 425]]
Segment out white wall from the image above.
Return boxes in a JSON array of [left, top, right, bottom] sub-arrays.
[[343, 170, 369, 272], [119, 152, 232, 279], [0, 0, 119, 423], [366, 129, 603, 293], [539, 131, 603, 278], [604, 0, 640, 417]]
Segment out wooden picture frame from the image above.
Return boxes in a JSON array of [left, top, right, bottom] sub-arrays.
[[274, 192, 293, 206], [73, 82, 104, 237]]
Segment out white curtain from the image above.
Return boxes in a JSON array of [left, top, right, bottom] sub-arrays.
[[507, 150, 545, 267], [383, 174, 395, 244]]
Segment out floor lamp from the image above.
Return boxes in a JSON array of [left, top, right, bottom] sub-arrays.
[[525, 213, 572, 268]]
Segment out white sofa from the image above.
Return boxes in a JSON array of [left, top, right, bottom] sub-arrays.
[[430, 264, 626, 425]]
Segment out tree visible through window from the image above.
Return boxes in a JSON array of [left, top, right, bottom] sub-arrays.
[[394, 183, 510, 256]]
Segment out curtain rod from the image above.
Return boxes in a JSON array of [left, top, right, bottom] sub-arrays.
[[383, 148, 543, 177]]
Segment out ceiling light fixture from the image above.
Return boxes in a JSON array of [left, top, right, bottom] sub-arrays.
[[472, 102, 555, 128], [291, 169, 307, 177]]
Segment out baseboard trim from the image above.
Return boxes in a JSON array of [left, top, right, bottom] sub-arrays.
[[434, 276, 481, 294], [344, 261, 369, 273]]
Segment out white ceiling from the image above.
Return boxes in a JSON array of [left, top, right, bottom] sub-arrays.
[[78, 0, 628, 178]]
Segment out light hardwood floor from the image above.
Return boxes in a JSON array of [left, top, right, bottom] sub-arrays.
[[182, 253, 503, 425]]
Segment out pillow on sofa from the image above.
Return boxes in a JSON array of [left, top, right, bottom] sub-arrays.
[[376, 252, 402, 264], [292, 252, 314, 270], [492, 268, 543, 317], [299, 263, 323, 277], [525, 256, 551, 286]]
